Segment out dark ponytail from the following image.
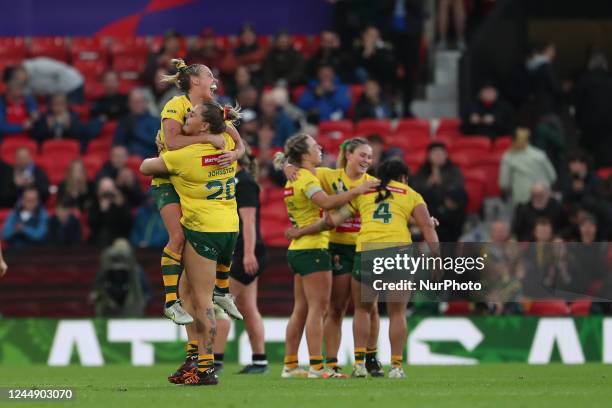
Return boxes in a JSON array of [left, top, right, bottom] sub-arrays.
[[200, 102, 242, 134], [375, 158, 410, 204]]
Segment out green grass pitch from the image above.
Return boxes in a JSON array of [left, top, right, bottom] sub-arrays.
[[1, 364, 611, 408]]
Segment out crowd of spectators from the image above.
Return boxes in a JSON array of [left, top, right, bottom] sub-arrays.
[[0, 3, 610, 263]]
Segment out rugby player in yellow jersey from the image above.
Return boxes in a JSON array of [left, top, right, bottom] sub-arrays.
[[153, 58, 244, 383], [273, 134, 379, 379], [154, 58, 244, 328], [294, 158, 439, 378], [140, 102, 241, 386], [284, 138, 384, 377]]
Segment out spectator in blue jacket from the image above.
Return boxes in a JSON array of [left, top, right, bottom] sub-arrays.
[[113, 89, 159, 158], [0, 80, 38, 139], [130, 193, 168, 248], [298, 64, 351, 124], [2, 187, 48, 249], [259, 91, 297, 148]]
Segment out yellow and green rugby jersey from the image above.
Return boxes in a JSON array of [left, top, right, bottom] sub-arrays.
[[284, 168, 329, 250], [161, 132, 238, 233], [316, 167, 375, 246], [348, 180, 425, 252], [152, 95, 193, 187]]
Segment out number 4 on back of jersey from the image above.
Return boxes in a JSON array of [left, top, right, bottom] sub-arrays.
[[373, 202, 392, 224]]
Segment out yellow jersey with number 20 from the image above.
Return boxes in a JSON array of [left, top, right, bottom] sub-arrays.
[[161, 133, 238, 233], [152, 95, 193, 187], [348, 180, 425, 252], [284, 168, 329, 250]]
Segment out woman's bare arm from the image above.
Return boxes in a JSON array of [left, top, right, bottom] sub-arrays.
[[140, 157, 169, 176]]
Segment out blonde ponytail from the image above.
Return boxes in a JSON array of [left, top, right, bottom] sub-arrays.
[[159, 58, 205, 92]]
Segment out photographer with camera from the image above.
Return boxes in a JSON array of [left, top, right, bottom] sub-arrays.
[[90, 238, 150, 317], [88, 177, 132, 247]]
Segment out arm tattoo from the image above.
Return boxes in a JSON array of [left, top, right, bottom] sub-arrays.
[[204, 307, 216, 355]]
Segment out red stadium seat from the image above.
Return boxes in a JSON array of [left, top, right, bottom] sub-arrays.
[[0, 208, 11, 231], [87, 138, 113, 159], [29, 37, 68, 61], [570, 299, 592, 316], [73, 59, 106, 81], [41, 139, 80, 157], [71, 103, 91, 122], [291, 85, 306, 103], [82, 154, 104, 181], [493, 136, 513, 152], [597, 167, 612, 180], [319, 120, 353, 137], [38, 156, 71, 185], [527, 300, 570, 316], [126, 155, 144, 174], [100, 120, 119, 141], [464, 169, 486, 214], [113, 56, 147, 74], [70, 37, 107, 62], [349, 84, 363, 108], [480, 152, 503, 197], [0, 37, 26, 59], [404, 150, 427, 173], [436, 117, 461, 135], [355, 119, 392, 137], [1, 137, 38, 165], [388, 131, 432, 152], [84, 80, 105, 100], [110, 37, 149, 58], [449, 136, 491, 152], [318, 120, 353, 154], [396, 118, 430, 135]]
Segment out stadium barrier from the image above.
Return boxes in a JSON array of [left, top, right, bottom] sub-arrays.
[[1, 316, 610, 366]]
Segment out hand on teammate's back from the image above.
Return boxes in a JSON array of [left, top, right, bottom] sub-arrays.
[[355, 179, 380, 194], [284, 227, 301, 240], [217, 150, 236, 167], [283, 163, 299, 182], [0, 258, 6, 278]]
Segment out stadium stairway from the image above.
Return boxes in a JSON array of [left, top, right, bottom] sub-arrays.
[[412, 50, 461, 118]]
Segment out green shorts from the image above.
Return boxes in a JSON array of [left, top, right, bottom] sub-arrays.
[[152, 183, 180, 210], [183, 227, 238, 266], [329, 243, 356, 276], [287, 249, 331, 276]]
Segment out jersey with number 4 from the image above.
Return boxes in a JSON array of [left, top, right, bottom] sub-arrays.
[[161, 133, 238, 233], [349, 180, 425, 252]]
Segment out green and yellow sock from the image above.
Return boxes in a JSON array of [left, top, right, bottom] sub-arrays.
[[186, 341, 198, 358], [197, 354, 214, 373], [354, 347, 366, 365], [284, 355, 298, 369], [366, 347, 378, 364], [391, 355, 403, 369], [161, 247, 182, 307], [215, 265, 230, 295], [310, 355, 324, 371], [326, 357, 338, 369]]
